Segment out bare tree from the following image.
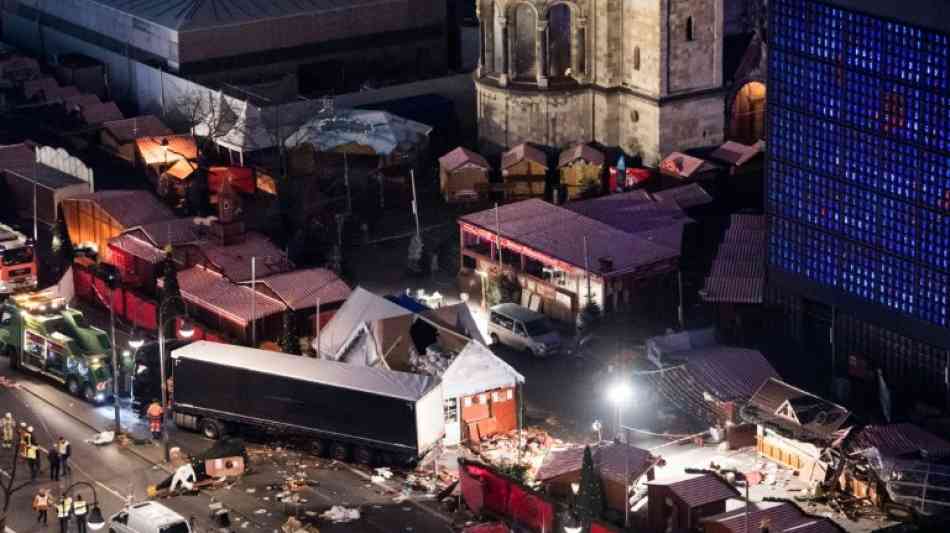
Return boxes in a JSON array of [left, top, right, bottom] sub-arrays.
[[168, 87, 242, 160]]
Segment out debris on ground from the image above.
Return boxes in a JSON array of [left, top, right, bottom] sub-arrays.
[[86, 430, 115, 445], [320, 505, 360, 523]]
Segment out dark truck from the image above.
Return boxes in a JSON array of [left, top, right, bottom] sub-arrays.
[[170, 341, 444, 465]]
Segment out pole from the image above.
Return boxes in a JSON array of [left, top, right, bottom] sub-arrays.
[[32, 163, 38, 242], [158, 303, 170, 462], [315, 297, 321, 358], [410, 169, 421, 238], [677, 269, 685, 329], [110, 281, 120, 434], [624, 425, 630, 528], [745, 478, 750, 533], [251, 257, 257, 347], [494, 203, 502, 268], [583, 235, 591, 303], [344, 152, 352, 214]]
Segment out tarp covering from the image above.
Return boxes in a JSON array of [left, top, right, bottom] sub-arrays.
[[172, 341, 440, 402], [284, 109, 432, 157], [441, 341, 524, 399], [314, 286, 411, 358]]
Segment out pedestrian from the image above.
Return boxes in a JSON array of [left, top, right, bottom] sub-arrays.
[[73, 494, 88, 533], [57, 437, 71, 477], [33, 488, 50, 525], [18, 423, 31, 457], [1, 412, 13, 448], [56, 495, 70, 533], [49, 444, 61, 481], [26, 440, 40, 481], [147, 399, 164, 440]]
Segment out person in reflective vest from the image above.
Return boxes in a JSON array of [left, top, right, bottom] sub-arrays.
[[32, 488, 49, 525], [58, 495, 72, 533], [57, 437, 72, 477], [26, 442, 39, 481], [73, 494, 88, 533], [147, 400, 164, 439], [18, 424, 32, 457], [1, 413, 13, 448]]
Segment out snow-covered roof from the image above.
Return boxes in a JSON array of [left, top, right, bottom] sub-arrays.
[[172, 340, 440, 402], [441, 341, 524, 399], [314, 286, 411, 358], [284, 109, 432, 157]]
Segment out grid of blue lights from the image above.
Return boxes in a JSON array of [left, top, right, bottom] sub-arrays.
[[768, 0, 950, 328]]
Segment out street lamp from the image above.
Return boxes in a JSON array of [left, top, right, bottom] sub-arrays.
[[591, 420, 602, 442], [607, 381, 632, 436], [128, 338, 145, 409], [153, 296, 194, 461], [62, 481, 105, 530], [607, 381, 632, 528]]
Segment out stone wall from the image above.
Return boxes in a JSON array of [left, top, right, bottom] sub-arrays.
[[658, 92, 726, 157], [667, 0, 723, 95], [619, 96, 662, 165], [622, 0, 662, 95]]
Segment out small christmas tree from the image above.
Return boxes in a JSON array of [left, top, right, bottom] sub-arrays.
[[158, 248, 184, 338], [575, 446, 605, 527], [279, 313, 301, 355]]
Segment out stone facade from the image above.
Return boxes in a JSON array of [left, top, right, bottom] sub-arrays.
[[474, 0, 741, 165]]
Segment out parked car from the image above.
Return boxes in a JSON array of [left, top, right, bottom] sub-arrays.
[[108, 501, 190, 533], [488, 303, 561, 357]]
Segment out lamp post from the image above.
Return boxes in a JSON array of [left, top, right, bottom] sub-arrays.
[[149, 296, 195, 462], [720, 469, 751, 533], [128, 338, 144, 409], [105, 268, 122, 435], [607, 381, 632, 528], [61, 481, 106, 531]]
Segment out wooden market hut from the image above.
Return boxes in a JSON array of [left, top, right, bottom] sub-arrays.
[[60, 190, 174, 262], [500, 143, 547, 199], [658, 152, 718, 186], [438, 147, 491, 203], [646, 473, 739, 533], [558, 143, 604, 200], [99, 115, 173, 163]]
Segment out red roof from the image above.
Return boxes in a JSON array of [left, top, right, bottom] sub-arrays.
[[460, 199, 680, 277], [174, 265, 286, 326], [702, 501, 843, 533], [648, 473, 739, 507], [709, 140, 762, 167], [558, 143, 605, 167], [102, 115, 172, 143], [536, 442, 654, 485], [82, 101, 124, 125], [108, 233, 166, 264], [67, 190, 174, 228], [702, 214, 767, 304], [0, 142, 36, 176], [253, 268, 351, 311], [851, 423, 950, 460], [202, 232, 291, 283], [659, 152, 716, 179], [439, 147, 490, 172], [501, 143, 547, 171], [209, 166, 255, 194]]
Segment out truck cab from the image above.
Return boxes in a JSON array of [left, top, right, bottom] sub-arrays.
[[0, 292, 113, 403]]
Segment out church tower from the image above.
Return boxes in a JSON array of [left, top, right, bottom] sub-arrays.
[[474, 0, 728, 165]]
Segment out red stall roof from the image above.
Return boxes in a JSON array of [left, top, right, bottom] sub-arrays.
[[536, 441, 654, 486], [439, 147, 490, 172], [209, 166, 255, 194], [251, 268, 351, 311], [647, 472, 740, 507], [172, 265, 286, 326]]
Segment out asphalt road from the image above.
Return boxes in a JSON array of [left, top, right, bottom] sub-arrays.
[[0, 358, 457, 533]]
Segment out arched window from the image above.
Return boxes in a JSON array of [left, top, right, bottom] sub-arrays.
[[548, 4, 573, 78], [686, 17, 694, 41], [513, 4, 537, 79], [633, 46, 641, 70]]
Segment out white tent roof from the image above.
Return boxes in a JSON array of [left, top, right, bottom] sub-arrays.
[[284, 109, 432, 156], [441, 341, 524, 399], [172, 340, 437, 402], [314, 286, 410, 358]]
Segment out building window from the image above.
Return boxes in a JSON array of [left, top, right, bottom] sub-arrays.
[[633, 46, 641, 70], [686, 17, 694, 41]]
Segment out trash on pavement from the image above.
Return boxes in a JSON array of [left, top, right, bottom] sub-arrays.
[[86, 430, 115, 446], [320, 506, 360, 523]]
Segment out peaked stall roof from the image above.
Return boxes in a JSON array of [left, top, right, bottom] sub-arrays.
[[745, 378, 851, 441], [439, 147, 490, 172], [82, 101, 124, 125], [460, 198, 681, 277], [441, 341, 524, 399], [851, 423, 950, 460], [173, 265, 286, 325], [557, 143, 604, 167], [67, 190, 174, 228], [536, 441, 655, 485], [647, 473, 740, 507], [172, 340, 440, 402], [501, 143, 548, 171], [252, 268, 351, 311], [314, 286, 413, 358], [701, 501, 844, 533], [101, 115, 173, 144]]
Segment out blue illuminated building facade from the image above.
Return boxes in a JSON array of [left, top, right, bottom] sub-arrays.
[[767, 0, 950, 405]]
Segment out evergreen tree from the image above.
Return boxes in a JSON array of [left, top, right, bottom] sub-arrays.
[[158, 248, 184, 338], [279, 313, 301, 355], [575, 446, 605, 527], [186, 164, 211, 216], [52, 210, 75, 272]]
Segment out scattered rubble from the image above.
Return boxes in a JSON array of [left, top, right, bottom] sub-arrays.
[[320, 505, 360, 523]]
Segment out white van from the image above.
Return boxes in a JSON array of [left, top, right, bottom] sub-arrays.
[[109, 501, 190, 533], [488, 303, 561, 357]]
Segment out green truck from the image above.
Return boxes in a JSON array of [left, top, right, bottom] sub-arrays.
[[0, 291, 113, 403]]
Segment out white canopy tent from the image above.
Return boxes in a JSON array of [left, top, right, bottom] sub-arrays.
[[441, 341, 524, 399]]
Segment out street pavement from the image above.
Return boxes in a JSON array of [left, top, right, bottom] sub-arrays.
[[0, 357, 457, 533]]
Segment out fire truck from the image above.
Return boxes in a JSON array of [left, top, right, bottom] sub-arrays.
[[0, 223, 36, 294], [0, 291, 113, 403]]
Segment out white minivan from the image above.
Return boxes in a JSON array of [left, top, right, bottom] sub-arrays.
[[109, 501, 191, 533], [488, 303, 561, 357]]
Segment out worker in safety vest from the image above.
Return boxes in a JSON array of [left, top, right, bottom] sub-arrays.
[[147, 399, 164, 439], [57, 437, 72, 477], [73, 494, 88, 533], [56, 495, 71, 533], [18, 423, 31, 457], [26, 441, 40, 481], [32, 488, 50, 525], [1, 413, 13, 448]]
